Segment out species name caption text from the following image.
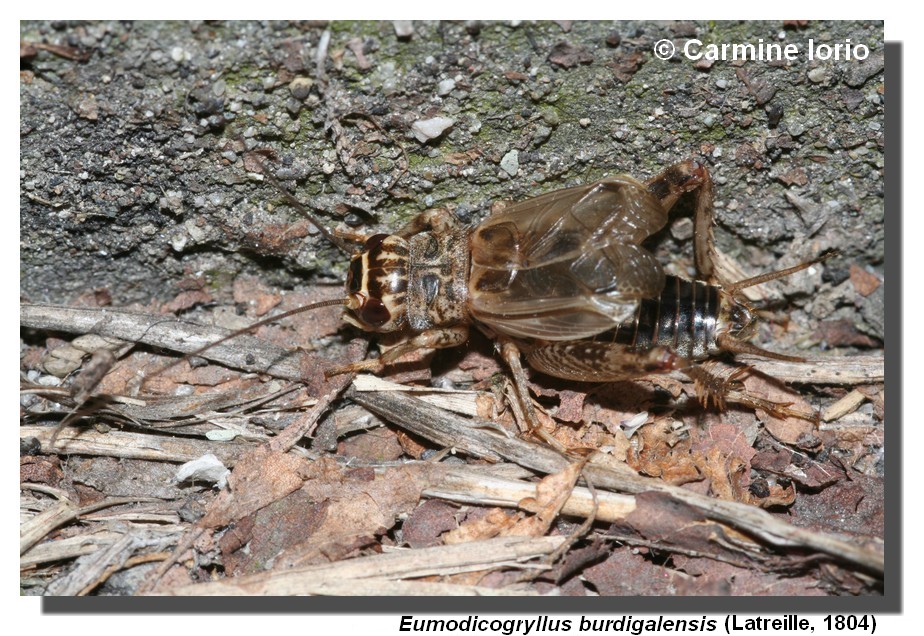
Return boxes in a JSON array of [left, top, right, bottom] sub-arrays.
[[398, 614, 878, 634]]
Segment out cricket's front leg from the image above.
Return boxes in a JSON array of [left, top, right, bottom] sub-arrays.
[[325, 326, 469, 378]]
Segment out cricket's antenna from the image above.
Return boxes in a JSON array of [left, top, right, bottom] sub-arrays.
[[249, 154, 352, 255], [141, 298, 346, 387], [725, 251, 837, 296]]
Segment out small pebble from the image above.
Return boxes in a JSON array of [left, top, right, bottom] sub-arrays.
[[171, 233, 188, 252], [807, 67, 826, 83], [175, 453, 230, 489], [532, 125, 552, 145], [38, 374, 63, 387], [411, 116, 454, 142], [500, 149, 519, 176], [393, 21, 414, 39], [541, 108, 560, 127], [289, 77, 313, 100], [437, 78, 456, 96], [787, 120, 806, 137]]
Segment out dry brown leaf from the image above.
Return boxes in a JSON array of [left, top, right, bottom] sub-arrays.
[[508, 461, 583, 536], [849, 264, 881, 297], [216, 458, 427, 571], [741, 375, 818, 449], [814, 319, 880, 348], [694, 421, 757, 461], [402, 500, 459, 548], [775, 167, 809, 186], [613, 491, 765, 568], [581, 548, 681, 595], [162, 290, 214, 313], [750, 480, 796, 508], [555, 390, 585, 423], [547, 41, 593, 68], [627, 419, 700, 485], [21, 456, 65, 487], [338, 427, 405, 462], [751, 445, 841, 490], [276, 460, 426, 568], [201, 445, 310, 528], [456, 346, 503, 381], [790, 473, 884, 538], [671, 557, 827, 596], [232, 276, 282, 316], [698, 448, 748, 502], [443, 150, 481, 166], [444, 507, 520, 544]]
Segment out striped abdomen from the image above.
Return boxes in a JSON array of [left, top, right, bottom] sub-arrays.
[[607, 276, 721, 360]]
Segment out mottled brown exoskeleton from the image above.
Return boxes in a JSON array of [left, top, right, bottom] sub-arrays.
[[284, 159, 826, 435]]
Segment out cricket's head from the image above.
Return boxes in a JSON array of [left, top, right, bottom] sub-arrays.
[[343, 233, 409, 333], [713, 251, 835, 362]]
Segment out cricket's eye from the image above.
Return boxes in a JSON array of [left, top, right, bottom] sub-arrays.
[[357, 297, 390, 327]]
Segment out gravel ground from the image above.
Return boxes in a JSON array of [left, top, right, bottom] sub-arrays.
[[21, 20, 884, 343]]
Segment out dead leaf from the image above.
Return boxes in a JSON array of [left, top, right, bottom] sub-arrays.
[[444, 507, 519, 544], [813, 319, 880, 348], [608, 50, 645, 83], [776, 167, 809, 186], [612, 491, 765, 569], [444, 150, 481, 166], [671, 557, 827, 595], [741, 374, 817, 448], [548, 42, 593, 68], [232, 276, 282, 316], [699, 448, 748, 502], [276, 460, 427, 568], [21, 40, 91, 62], [627, 418, 701, 485], [503, 71, 529, 83], [555, 390, 585, 423], [849, 264, 881, 297], [339, 427, 405, 462], [750, 480, 796, 508], [402, 500, 459, 548], [201, 445, 310, 528], [581, 548, 681, 595], [162, 290, 213, 313], [21, 455, 65, 487], [791, 471, 884, 538], [508, 461, 583, 536]]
